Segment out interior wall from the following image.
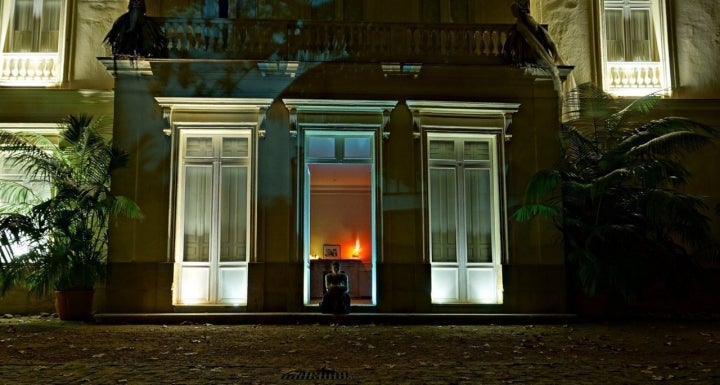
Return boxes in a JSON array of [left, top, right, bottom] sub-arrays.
[[310, 191, 372, 264]]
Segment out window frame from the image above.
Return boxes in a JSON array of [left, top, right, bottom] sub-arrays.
[[596, 0, 673, 97], [426, 133, 503, 304], [0, 0, 69, 86], [173, 128, 254, 306]]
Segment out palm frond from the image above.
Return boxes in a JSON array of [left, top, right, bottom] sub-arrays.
[[605, 92, 661, 133], [108, 195, 144, 221], [629, 130, 715, 159], [643, 189, 712, 248], [511, 204, 559, 222]]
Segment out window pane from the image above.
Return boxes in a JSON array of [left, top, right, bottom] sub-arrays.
[[307, 136, 335, 158], [219, 0, 229, 18], [222, 137, 248, 158], [429, 168, 457, 263], [186, 137, 214, 158], [450, 0, 468, 24], [465, 169, 492, 263], [605, 9, 625, 62], [40, 0, 61, 52], [183, 166, 212, 262], [344, 137, 371, 159], [311, 0, 335, 20], [429, 140, 455, 160], [8, 0, 61, 52], [256, 0, 303, 19], [11, 0, 34, 51], [629, 9, 653, 61], [219, 166, 248, 262], [343, 0, 362, 21], [421, 0, 440, 23], [236, 0, 258, 18], [463, 141, 489, 161]]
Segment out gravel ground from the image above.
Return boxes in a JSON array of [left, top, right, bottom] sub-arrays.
[[1, 315, 720, 384]]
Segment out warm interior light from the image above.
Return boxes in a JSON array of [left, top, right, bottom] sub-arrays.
[[353, 238, 360, 258]]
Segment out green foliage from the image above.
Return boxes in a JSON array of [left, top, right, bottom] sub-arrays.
[[513, 83, 718, 301], [0, 115, 143, 296]]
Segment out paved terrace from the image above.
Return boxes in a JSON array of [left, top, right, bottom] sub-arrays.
[[94, 312, 578, 325]]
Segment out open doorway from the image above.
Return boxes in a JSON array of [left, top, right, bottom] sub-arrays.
[[303, 131, 376, 306]]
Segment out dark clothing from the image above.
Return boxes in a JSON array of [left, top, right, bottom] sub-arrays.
[[320, 273, 350, 314]]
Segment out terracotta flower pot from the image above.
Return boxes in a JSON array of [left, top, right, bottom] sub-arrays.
[[55, 289, 95, 321]]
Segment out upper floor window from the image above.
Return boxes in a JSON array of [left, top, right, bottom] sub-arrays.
[[421, 0, 469, 23], [0, 0, 67, 86], [598, 0, 671, 96]]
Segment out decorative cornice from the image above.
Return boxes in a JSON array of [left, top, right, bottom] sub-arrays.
[[154, 97, 274, 137], [406, 100, 521, 141], [98, 57, 153, 77], [0, 123, 60, 135], [282, 99, 398, 138]]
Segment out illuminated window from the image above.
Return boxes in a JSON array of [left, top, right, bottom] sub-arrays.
[[598, 0, 671, 96], [0, 0, 67, 86]]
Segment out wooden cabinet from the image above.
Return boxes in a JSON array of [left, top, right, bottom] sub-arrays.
[[310, 259, 371, 299]]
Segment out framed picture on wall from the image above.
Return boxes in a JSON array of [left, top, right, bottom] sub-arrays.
[[323, 244, 340, 259]]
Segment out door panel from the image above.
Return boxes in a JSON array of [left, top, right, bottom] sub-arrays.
[[180, 267, 210, 303], [467, 268, 497, 303], [183, 166, 212, 263], [431, 267, 459, 302], [429, 168, 458, 263], [175, 131, 251, 306], [428, 134, 502, 304], [219, 166, 248, 262], [218, 267, 248, 303], [464, 168, 492, 263]]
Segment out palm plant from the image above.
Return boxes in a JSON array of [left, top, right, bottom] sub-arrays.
[[0, 115, 142, 297], [513, 83, 718, 302]]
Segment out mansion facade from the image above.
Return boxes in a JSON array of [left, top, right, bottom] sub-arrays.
[[1, 0, 718, 315]]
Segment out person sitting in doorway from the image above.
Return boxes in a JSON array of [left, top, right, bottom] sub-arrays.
[[319, 261, 351, 314]]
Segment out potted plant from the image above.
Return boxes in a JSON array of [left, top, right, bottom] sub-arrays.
[[513, 83, 718, 314], [0, 115, 142, 320]]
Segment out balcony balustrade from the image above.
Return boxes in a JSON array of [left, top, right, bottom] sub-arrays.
[[0, 52, 60, 85], [605, 61, 667, 96], [152, 18, 510, 64]]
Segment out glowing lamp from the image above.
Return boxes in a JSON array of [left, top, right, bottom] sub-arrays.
[[352, 238, 361, 258]]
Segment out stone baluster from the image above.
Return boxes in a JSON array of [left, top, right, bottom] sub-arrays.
[[471, 30, 481, 56], [192, 21, 203, 51], [170, 21, 180, 52], [0, 58, 7, 79], [7, 58, 17, 79], [174, 21, 186, 51], [334, 24, 347, 54], [168, 21, 179, 52], [652, 66, 660, 87], [19, 58, 26, 79], [491, 30, 500, 55], [482, 30, 491, 56]]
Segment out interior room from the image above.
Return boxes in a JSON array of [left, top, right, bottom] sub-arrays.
[[307, 162, 373, 305]]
